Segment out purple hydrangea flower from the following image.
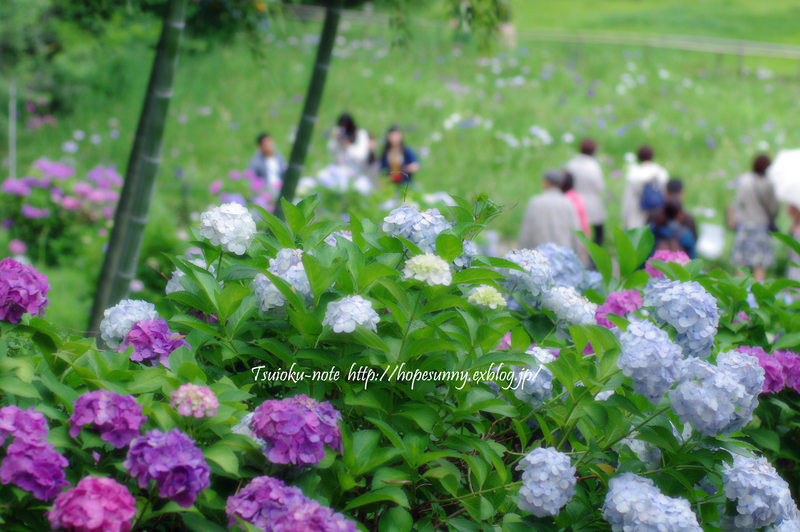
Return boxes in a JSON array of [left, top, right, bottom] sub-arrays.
[[272, 499, 359, 532], [34, 158, 75, 180], [0, 258, 50, 323], [170, 384, 219, 418], [225, 476, 308, 530], [775, 350, 800, 393], [124, 428, 211, 508], [1, 178, 32, 196], [736, 346, 784, 393], [596, 290, 643, 329], [250, 395, 343, 466], [116, 318, 190, 369], [20, 205, 51, 219], [0, 439, 69, 500], [0, 405, 48, 445], [645, 250, 691, 279], [68, 390, 147, 449], [48, 476, 137, 532]]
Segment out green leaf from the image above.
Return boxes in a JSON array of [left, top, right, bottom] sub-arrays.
[[182, 513, 229, 532], [39, 373, 79, 405], [360, 262, 400, 289], [435, 231, 463, 263], [744, 427, 781, 453], [296, 194, 320, 221], [405, 338, 457, 359], [614, 227, 638, 278], [344, 486, 410, 510], [203, 444, 240, 475], [452, 268, 505, 284], [629, 227, 656, 266], [253, 205, 294, 247], [281, 197, 307, 234], [261, 270, 308, 312], [349, 210, 366, 248], [216, 283, 250, 324], [577, 231, 612, 285], [0, 377, 40, 399], [773, 232, 800, 257], [379, 507, 413, 532], [302, 253, 344, 304], [348, 326, 392, 354]]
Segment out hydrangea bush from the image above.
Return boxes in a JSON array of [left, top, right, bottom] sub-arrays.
[[3, 194, 800, 531]]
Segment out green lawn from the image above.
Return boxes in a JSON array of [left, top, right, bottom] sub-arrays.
[[5, 9, 800, 328]]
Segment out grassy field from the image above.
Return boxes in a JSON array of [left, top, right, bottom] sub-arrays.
[[4, 6, 800, 329]]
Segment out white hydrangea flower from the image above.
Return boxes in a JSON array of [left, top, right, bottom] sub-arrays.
[[199, 202, 256, 255], [467, 285, 507, 310], [100, 299, 159, 348], [594, 390, 615, 401], [165, 257, 216, 295], [269, 248, 304, 275], [231, 411, 268, 452], [618, 320, 684, 403], [542, 286, 597, 326], [403, 253, 452, 286], [324, 230, 353, 247], [603, 472, 702, 532], [722, 455, 793, 530], [516, 447, 576, 517], [452, 240, 479, 271], [322, 295, 380, 333], [669, 358, 748, 437], [382, 202, 452, 253], [251, 263, 314, 314]]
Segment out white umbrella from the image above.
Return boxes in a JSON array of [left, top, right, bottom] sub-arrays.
[[768, 149, 800, 205]]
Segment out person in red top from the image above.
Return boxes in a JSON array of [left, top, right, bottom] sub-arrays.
[[561, 171, 590, 237]]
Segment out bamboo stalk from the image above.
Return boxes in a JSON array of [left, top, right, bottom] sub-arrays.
[[275, 0, 342, 219], [87, 0, 188, 339]]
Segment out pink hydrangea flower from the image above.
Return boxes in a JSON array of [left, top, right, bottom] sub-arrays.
[[61, 196, 82, 211], [0, 439, 69, 500], [8, 239, 27, 255], [645, 250, 691, 279], [116, 318, 190, 368], [228, 170, 242, 180], [736, 346, 784, 393], [170, 384, 219, 418], [48, 476, 137, 532], [0, 258, 50, 323], [595, 289, 643, 329], [209, 179, 223, 194]]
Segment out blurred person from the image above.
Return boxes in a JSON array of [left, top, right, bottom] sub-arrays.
[[664, 178, 697, 239], [648, 199, 696, 259], [730, 154, 779, 282], [365, 132, 381, 184], [519, 169, 584, 259], [561, 171, 590, 237], [565, 138, 606, 245], [621, 145, 669, 230], [246, 133, 286, 189], [327, 112, 371, 175], [380, 125, 421, 185], [786, 202, 800, 283]]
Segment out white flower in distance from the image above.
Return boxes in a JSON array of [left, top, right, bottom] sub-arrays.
[[542, 286, 597, 326], [403, 253, 452, 286], [100, 299, 159, 348], [516, 447, 576, 517], [467, 285, 507, 310], [165, 258, 216, 295], [199, 202, 256, 255], [322, 295, 380, 333]]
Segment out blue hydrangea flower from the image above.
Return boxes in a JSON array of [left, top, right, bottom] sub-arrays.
[[603, 473, 703, 532], [100, 299, 159, 349], [722, 455, 793, 530], [453, 240, 479, 271], [499, 249, 554, 300], [668, 358, 747, 437], [542, 286, 597, 326], [618, 320, 684, 403], [536, 243, 586, 289], [516, 447, 576, 517], [644, 280, 720, 358], [581, 270, 604, 292], [512, 347, 555, 411], [618, 434, 662, 472], [382, 203, 423, 240], [382, 203, 452, 253], [769, 506, 800, 532], [716, 350, 765, 433]]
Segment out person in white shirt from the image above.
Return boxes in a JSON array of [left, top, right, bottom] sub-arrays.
[[621, 145, 669, 230], [326, 113, 371, 177], [565, 138, 606, 244], [519, 169, 585, 260], [246, 133, 286, 190]]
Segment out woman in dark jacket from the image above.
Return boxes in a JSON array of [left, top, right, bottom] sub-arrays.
[[649, 199, 697, 259], [380, 125, 420, 184]]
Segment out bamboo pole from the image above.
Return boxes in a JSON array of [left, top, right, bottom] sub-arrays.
[[87, 0, 188, 338], [9, 82, 16, 179], [274, 0, 342, 219]]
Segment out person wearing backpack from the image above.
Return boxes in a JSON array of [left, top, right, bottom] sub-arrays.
[[648, 199, 696, 259], [621, 145, 669, 230]]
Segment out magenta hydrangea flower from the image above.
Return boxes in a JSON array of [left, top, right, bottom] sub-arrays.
[[34, 158, 75, 180], [250, 395, 343, 467], [736, 346, 784, 393], [272, 499, 359, 532], [1, 178, 32, 196], [645, 250, 691, 279], [0, 439, 69, 500], [0, 257, 50, 323], [0, 405, 48, 445], [20, 205, 51, 219], [124, 428, 210, 508], [116, 318, 190, 368], [170, 384, 219, 418], [595, 289, 643, 329], [775, 350, 800, 393], [225, 476, 308, 530], [48, 476, 137, 532], [68, 390, 147, 449]]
